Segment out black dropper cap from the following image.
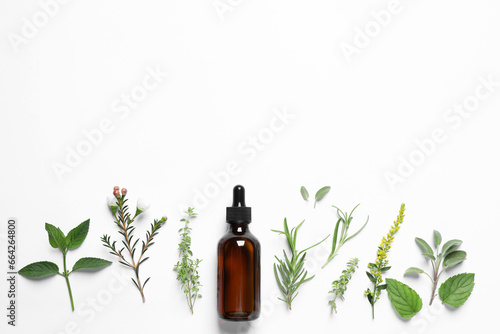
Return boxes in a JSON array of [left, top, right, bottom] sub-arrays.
[[226, 185, 251, 223]]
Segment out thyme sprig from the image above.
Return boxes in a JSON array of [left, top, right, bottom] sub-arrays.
[[173, 207, 202, 314], [101, 186, 167, 303], [328, 257, 359, 314], [364, 203, 405, 319]]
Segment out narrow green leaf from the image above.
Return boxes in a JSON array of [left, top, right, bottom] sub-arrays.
[[314, 186, 331, 208], [66, 219, 90, 249], [405, 267, 425, 275], [433, 230, 442, 247], [422, 253, 436, 261], [415, 237, 433, 256], [72, 257, 112, 272], [441, 239, 462, 255], [366, 271, 376, 283], [19, 261, 59, 278], [443, 250, 467, 268], [45, 223, 67, 252], [439, 273, 474, 307], [300, 186, 309, 201], [386, 278, 423, 319]]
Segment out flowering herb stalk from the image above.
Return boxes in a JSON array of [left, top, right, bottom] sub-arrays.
[[101, 186, 167, 303], [365, 203, 405, 319], [328, 257, 359, 314], [173, 207, 202, 314]]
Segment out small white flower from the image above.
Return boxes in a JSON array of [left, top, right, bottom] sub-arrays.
[[107, 196, 118, 208], [136, 198, 150, 214]]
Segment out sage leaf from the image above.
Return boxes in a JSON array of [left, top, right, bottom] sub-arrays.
[[441, 239, 462, 255], [19, 261, 59, 278], [433, 230, 442, 247], [443, 250, 467, 268], [439, 273, 475, 307], [386, 278, 422, 319], [45, 223, 67, 252], [72, 257, 112, 272], [314, 186, 331, 208], [66, 219, 90, 249], [300, 186, 309, 201], [405, 267, 425, 275], [415, 237, 433, 256]]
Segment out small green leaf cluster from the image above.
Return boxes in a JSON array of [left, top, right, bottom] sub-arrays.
[[300, 186, 331, 208], [173, 207, 202, 314], [322, 204, 368, 268], [328, 258, 359, 314], [19, 220, 111, 311], [272, 218, 329, 310], [405, 230, 472, 307]]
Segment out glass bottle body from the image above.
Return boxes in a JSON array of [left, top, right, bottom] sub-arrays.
[[217, 223, 260, 321]]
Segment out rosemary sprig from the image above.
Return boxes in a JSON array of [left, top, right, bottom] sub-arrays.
[[322, 204, 369, 268], [272, 218, 329, 310], [101, 186, 167, 303], [328, 257, 359, 314], [173, 207, 202, 314], [364, 203, 405, 319]]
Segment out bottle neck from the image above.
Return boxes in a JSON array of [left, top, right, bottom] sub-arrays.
[[227, 222, 250, 235]]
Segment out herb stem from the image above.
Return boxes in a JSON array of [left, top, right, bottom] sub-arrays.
[[63, 252, 75, 311]]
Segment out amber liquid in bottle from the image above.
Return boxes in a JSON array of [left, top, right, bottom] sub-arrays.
[[217, 185, 260, 321]]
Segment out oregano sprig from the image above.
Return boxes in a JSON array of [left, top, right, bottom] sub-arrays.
[[101, 186, 167, 303], [173, 207, 202, 314], [365, 203, 406, 319], [328, 257, 359, 314], [272, 218, 329, 310], [19, 220, 111, 311]]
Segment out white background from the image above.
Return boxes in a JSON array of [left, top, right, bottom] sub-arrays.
[[1, 0, 499, 333]]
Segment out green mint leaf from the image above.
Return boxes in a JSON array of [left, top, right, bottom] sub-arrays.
[[441, 239, 462, 255], [66, 219, 90, 249], [405, 267, 425, 275], [72, 257, 112, 272], [19, 261, 59, 278], [45, 223, 67, 253], [433, 230, 442, 247], [415, 237, 433, 257], [443, 250, 467, 268], [300, 186, 309, 201], [314, 186, 331, 208], [386, 278, 422, 319], [439, 273, 475, 307]]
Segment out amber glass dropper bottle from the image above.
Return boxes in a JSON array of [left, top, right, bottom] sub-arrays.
[[217, 185, 261, 321]]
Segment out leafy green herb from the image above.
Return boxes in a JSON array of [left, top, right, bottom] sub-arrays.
[[439, 273, 475, 307], [314, 186, 331, 208], [272, 218, 329, 310], [101, 186, 167, 303], [300, 186, 309, 201], [173, 207, 202, 314], [365, 203, 406, 319], [328, 258, 359, 314], [386, 278, 422, 319], [19, 220, 111, 311], [322, 204, 369, 268], [404, 230, 467, 305]]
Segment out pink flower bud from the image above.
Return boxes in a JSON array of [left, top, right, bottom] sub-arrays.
[[114, 186, 119, 191], [121, 188, 127, 196], [113, 189, 120, 198]]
